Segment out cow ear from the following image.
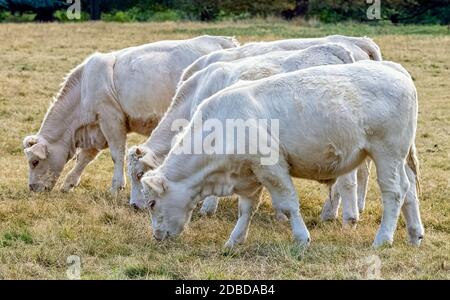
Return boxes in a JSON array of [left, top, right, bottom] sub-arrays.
[[135, 146, 145, 158], [141, 173, 167, 196], [129, 146, 146, 159], [23, 135, 38, 149], [25, 143, 48, 160]]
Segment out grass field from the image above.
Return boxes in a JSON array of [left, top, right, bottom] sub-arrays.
[[0, 21, 449, 279]]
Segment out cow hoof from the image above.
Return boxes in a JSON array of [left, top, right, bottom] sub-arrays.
[[199, 196, 218, 216], [276, 212, 289, 222], [358, 200, 365, 214], [407, 226, 424, 247], [61, 183, 75, 193], [224, 239, 236, 249], [409, 236, 423, 247], [343, 217, 358, 229], [320, 201, 338, 222], [372, 233, 393, 249], [224, 235, 247, 249], [294, 236, 311, 247], [320, 211, 338, 222], [109, 185, 125, 194], [109, 189, 123, 198]]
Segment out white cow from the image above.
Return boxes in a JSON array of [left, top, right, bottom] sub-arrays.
[[180, 35, 382, 83], [128, 43, 356, 213], [22, 35, 239, 192], [141, 60, 424, 249], [177, 35, 383, 221]]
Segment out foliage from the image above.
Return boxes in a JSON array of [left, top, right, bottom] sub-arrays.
[[0, 10, 35, 21], [101, 7, 183, 22], [308, 0, 450, 25], [219, 0, 295, 18], [102, 10, 133, 23], [0, 0, 449, 24], [150, 9, 182, 21], [2, 0, 67, 21]]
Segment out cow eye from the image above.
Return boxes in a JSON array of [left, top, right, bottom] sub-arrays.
[[31, 160, 39, 168], [136, 171, 144, 180], [149, 200, 156, 210]]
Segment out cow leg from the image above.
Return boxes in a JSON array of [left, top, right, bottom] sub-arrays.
[[224, 187, 263, 248], [255, 164, 310, 246], [357, 159, 372, 213], [338, 171, 359, 227], [372, 156, 410, 248], [321, 159, 371, 222], [61, 148, 99, 192], [199, 196, 219, 216], [401, 163, 424, 246], [321, 182, 341, 222], [99, 117, 127, 192]]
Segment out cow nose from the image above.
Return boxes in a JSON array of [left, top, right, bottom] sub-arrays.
[[153, 233, 164, 241], [153, 230, 167, 241], [29, 183, 39, 192]]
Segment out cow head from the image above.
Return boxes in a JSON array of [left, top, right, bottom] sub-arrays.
[[23, 135, 67, 192], [127, 146, 151, 209], [141, 171, 195, 241]]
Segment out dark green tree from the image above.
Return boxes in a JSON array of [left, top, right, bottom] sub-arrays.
[[282, 0, 309, 19], [386, 0, 450, 24], [6, 0, 67, 21], [175, 0, 220, 20], [0, 0, 8, 9], [89, 0, 100, 20], [220, 0, 294, 18]]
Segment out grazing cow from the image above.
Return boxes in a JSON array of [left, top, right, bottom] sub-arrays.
[[179, 35, 382, 83], [141, 60, 424, 249], [22, 35, 239, 192], [128, 43, 356, 213], [176, 35, 382, 221]]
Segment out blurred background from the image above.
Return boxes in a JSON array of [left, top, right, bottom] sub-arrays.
[[0, 0, 449, 25]]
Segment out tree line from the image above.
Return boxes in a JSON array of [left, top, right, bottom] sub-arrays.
[[0, 0, 449, 24]]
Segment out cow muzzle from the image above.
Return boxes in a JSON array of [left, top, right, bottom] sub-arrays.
[[29, 183, 47, 192]]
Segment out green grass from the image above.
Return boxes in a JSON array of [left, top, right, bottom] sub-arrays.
[[0, 21, 449, 279]]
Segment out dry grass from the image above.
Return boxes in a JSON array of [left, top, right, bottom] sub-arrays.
[[0, 22, 449, 279]]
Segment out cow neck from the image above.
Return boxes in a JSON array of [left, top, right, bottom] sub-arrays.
[[39, 65, 83, 146]]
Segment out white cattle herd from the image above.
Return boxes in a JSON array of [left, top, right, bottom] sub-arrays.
[[23, 34, 424, 249]]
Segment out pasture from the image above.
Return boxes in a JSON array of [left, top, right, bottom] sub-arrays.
[[0, 21, 449, 279]]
